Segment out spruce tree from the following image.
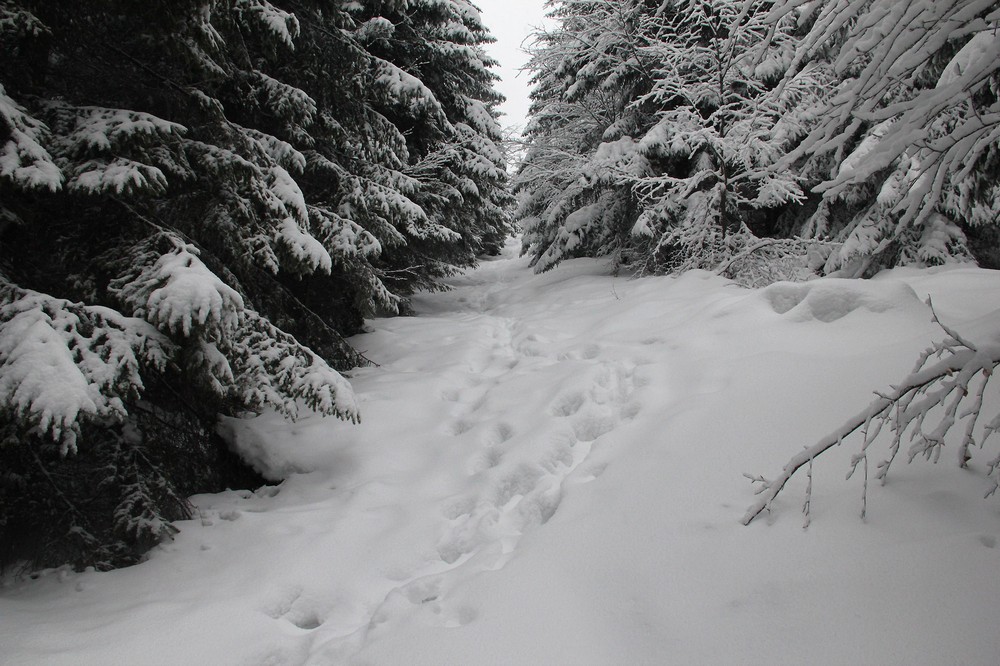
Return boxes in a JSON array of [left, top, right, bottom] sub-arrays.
[[520, 0, 1000, 280], [516, 0, 824, 281], [770, 0, 1000, 276], [0, 0, 509, 570], [515, 0, 659, 272]]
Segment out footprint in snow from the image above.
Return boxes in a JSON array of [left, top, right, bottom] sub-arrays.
[[402, 576, 441, 605], [559, 360, 641, 442], [482, 422, 514, 446], [551, 391, 585, 417], [398, 577, 479, 628], [263, 587, 326, 631], [449, 420, 474, 436], [572, 412, 618, 442], [469, 447, 504, 474]]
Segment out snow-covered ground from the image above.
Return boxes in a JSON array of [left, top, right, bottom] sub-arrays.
[[4, 239, 1000, 665]]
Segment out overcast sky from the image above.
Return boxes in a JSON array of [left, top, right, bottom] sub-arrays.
[[475, 0, 551, 134]]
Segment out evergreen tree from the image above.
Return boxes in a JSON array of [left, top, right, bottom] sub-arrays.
[[770, 0, 1000, 276], [0, 0, 509, 570], [519, 0, 1000, 281], [515, 0, 659, 272], [359, 0, 514, 291], [629, 0, 820, 280], [516, 0, 826, 282], [738, 0, 1000, 525]]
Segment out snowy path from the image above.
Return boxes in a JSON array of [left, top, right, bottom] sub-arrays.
[[3, 241, 1000, 665], [303, 252, 657, 661]]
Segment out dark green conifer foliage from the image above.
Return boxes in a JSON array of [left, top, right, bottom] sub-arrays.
[[0, 0, 510, 571]]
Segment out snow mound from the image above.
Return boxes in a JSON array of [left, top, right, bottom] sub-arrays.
[[217, 412, 341, 481], [763, 278, 924, 323]]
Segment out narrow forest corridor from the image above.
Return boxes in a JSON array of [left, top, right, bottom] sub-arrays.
[[5, 240, 1000, 664], [3, 1, 1000, 662]]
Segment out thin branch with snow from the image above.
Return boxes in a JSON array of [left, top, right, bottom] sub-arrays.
[[743, 300, 1000, 525]]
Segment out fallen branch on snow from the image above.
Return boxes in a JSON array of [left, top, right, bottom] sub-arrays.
[[743, 300, 1000, 526]]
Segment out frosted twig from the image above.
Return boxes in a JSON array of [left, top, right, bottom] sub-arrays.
[[743, 310, 1000, 525], [802, 457, 813, 529]]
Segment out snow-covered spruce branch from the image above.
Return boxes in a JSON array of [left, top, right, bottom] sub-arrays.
[[0, 275, 174, 454], [107, 233, 361, 422], [638, 217, 827, 287], [712, 234, 840, 287], [743, 302, 1000, 526]]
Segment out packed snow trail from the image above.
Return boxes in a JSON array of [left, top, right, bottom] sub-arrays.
[[3, 240, 1000, 665]]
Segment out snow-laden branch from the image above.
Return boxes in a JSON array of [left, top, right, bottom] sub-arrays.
[[768, 0, 1000, 251], [0, 276, 174, 454], [0, 84, 62, 191], [712, 233, 839, 287], [743, 300, 1000, 525]]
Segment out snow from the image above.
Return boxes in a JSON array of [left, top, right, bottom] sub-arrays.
[[245, 127, 307, 173], [311, 207, 382, 259], [63, 106, 185, 154], [254, 71, 317, 125], [0, 84, 62, 192], [589, 136, 650, 180], [459, 99, 502, 138], [277, 216, 333, 274], [374, 59, 446, 118], [4, 239, 1000, 664], [69, 157, 168, 196], [0, 289, 172, 454], [836, 118, 894, 181], [130, 245, 244, 338], [762, 278, 924, 323], [235, 312, 360, 423], [355, 16, 395, 42], [268, 165, 309, 223], [0, 308, 100, 449], [239, 0, 300, 49], [937, 30, 1000, 89]]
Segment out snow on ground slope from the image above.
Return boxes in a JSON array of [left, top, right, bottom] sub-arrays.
[[3, 239, 1000, 665]]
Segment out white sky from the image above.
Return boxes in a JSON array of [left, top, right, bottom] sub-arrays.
[[475, 0, 552, 134]]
